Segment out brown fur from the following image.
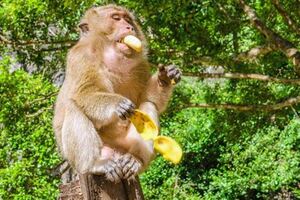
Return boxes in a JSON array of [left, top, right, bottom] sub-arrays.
[[53, 5, 175, 176]]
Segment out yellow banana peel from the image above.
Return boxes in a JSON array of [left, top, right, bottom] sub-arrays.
[[129, 109, 182, 164], [123, 35, 142, 52], [129, 109, 158, 140], [154, 136, 182, 164]]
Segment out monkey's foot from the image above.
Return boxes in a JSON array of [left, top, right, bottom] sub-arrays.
[[115, 153, 142, 179], [92, 160, 123, 183]]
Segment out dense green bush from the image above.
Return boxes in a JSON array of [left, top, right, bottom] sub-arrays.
[[141, 81, 300, 199], [0, 57, 60, 199]]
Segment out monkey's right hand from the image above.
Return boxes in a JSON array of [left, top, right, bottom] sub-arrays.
[[91, 160, 123, 183], [116, 99, 136, 120]]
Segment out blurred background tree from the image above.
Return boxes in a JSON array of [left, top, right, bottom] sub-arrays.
[[1, 0, 300, 199]]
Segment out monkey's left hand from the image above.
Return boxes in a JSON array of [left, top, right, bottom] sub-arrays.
[[115, 153, 142, 180], [158, 64, 181, 87]]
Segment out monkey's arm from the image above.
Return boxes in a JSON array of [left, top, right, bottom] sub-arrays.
[[143, 65, 181, 113], [61, 100, 123, 182], [117, 66, 182, 178], [71, 70, 135, 127]]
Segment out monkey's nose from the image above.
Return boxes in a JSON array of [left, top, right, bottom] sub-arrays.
[[126, 26, 134, 31]]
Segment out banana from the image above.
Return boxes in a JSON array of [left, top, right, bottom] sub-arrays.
[[129, 109, 158, 140], [129, 109, 183, 164], [123, 35, 142, 52], [154, 136, 182, 164]]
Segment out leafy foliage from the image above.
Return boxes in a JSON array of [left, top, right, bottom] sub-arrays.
[[1, 0, 300, 199], [0, 57, 60, 199]]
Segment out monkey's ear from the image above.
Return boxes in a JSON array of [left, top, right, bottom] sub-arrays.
[[78, 21, 89, 35]]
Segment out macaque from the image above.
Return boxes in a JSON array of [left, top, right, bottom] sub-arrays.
[[53, 4, 181, 183]]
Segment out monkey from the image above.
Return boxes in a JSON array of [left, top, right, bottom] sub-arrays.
[[53, 4, 181, 183]]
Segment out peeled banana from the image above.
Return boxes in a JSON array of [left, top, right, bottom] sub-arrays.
[[129, 109, 183, 164], [123, 35, 142, 52]]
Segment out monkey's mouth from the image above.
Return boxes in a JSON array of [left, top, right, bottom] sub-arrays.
[[116, 38, 132, 54]]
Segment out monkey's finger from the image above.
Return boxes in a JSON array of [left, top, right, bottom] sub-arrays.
[[125, 101, 136, 111], [167, 65, 177, 72], [122, 157, 135, 174], [129, 102, 136, 110], [171, 71, 181, 84], [111, 171, 122, 183], [174, 73, 181, 83], [105, 170, 115, 182], [168, 69, 181, 84], [123, 160, 137, 179], [116, 110, 127, 120], [119, 100, 135, 116], [159, 65, 166, 72], [106, 165, 121, 183], [124, 168, 135, 179], [113, 165, 123, 179], [120, 154, 132, 167], [108, 160, 123, 178], [119, 103, 135, 114], [123, 99, 136, 107], [121, 109, 131, 118], [116, 107, 130, 120], [124, 160, 141, 179], [166, 68, 179, 78]]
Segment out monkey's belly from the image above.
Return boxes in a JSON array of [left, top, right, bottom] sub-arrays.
[[97, 119, 131, 150]]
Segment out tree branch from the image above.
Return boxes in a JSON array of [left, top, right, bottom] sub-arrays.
[[271, 0, 300, 35], [191, 44, 275, 67], [25, 91, 58, 105], [0, 33, 76, 47], [183, 72, 300, 85], [239, 0, 300, 74], [191, 56, 222, 67], [26, 106, 53, 118], [234, 44, 274, 61], [184, 95, 300, 111]]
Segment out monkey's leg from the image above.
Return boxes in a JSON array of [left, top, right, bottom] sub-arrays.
[[61, 100, 123, 182], [115, 102, 158, 179]]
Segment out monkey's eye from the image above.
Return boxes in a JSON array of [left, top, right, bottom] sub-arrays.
[[124, 17, 131, 23], [111, 14, 121, 21]]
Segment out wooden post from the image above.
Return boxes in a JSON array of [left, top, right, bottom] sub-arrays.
[[58, 167, 145, 200]]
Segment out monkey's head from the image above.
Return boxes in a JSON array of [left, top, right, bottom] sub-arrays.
[[79, 5, 147, 56]]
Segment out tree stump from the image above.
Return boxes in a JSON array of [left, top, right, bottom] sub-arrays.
[[58, 167, 144, 200]]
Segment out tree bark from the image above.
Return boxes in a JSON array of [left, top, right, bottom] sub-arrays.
[[58, 167, 144, 200]]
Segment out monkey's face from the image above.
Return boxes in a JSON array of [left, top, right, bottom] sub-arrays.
[[106, 9, 138, 55], [80, 6, 145, 56]]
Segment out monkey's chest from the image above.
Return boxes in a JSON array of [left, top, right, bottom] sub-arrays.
[[112, 78, 146, 105]]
